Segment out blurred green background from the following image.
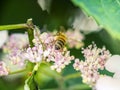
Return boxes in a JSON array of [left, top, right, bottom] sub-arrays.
[[0, 0, 117, 90], [0, 0, 77, 30]]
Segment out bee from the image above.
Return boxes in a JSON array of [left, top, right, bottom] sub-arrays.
[[54, 27, 67, 51]]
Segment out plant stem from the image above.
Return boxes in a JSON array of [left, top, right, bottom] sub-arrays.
[[26, 18, 35, 47], [9, 68, 26, 75], [68, 84, 91, 90], [0, 18, 35, 47], [55, 76, 66, 90], [64, 72, 81, 81], [27, 29, 34, 47], [0, 24, 28, 31]]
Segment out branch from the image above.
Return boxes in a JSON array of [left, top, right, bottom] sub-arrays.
[[0, 24, 28, 31], [26, 18, 35, 47]]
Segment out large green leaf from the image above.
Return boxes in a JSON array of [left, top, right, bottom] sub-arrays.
[[71, 0, 120, 53], [71, 0, 120, 38]]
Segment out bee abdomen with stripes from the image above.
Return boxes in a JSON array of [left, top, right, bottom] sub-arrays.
[[54, 32, 67, 51]]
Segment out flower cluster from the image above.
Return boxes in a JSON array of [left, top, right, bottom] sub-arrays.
[[0, 24, 86, 76], [96, 55, 120, 90], [24, 29, 74, 72], [0, 33, 29, 76], [49, 51, 74, 72], [9, 49, 25, 67], [0, 27, 79, 76], [3, 33, 29, 68], [24, 45, 43, 63], [3, 33, 29, 53], [0, 61, 9, 76], [65, 29, 84, 49], [73, 43, 111, 86]]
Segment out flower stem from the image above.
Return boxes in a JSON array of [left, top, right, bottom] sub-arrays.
[[68, 84, 91, 90], [56, 77, 66, 90], [0, 24, 28, 31], [0, 18, 35, 47], [9, 68, 26, 75], [26, 18, 35, 47], [64, 72, 81, 81]]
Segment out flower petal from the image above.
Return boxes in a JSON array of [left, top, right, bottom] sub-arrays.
[[105, 55, 120, 73], [113, 72, 120, 79], [37, 0, 52, 12], [96, 76, 120, 90], [0, 31, 8, 48]]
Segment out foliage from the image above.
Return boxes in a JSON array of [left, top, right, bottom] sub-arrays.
[[71, 0, 120, 53], [0, 0, 120, 90]]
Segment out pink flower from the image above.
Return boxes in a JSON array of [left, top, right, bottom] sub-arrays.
[[50, 51, 74, 72], [0, 33, 29, 75], [95, 55, 120, 90], [6, 28, 78, 74], [73, 58, 81, 71], [24, 45, 43, 63], [65, 29, 84, 49], [9, 49, 25, 67], [3, 33, 28, 53], [0, 61, 9, 76], [73, 43, 111, 86], [32, 29, 75, 72]]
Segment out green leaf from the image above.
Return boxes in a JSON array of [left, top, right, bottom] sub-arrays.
[[71, 0, 120, 53], [34, 71, 53, 88], [24, 63, 40, 90], [34, 63, 61, 88], [24, 78, 30, 90], [24, 74, 39, 90], [68, 84, 91, 90], [71, 0, 120, 38]]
